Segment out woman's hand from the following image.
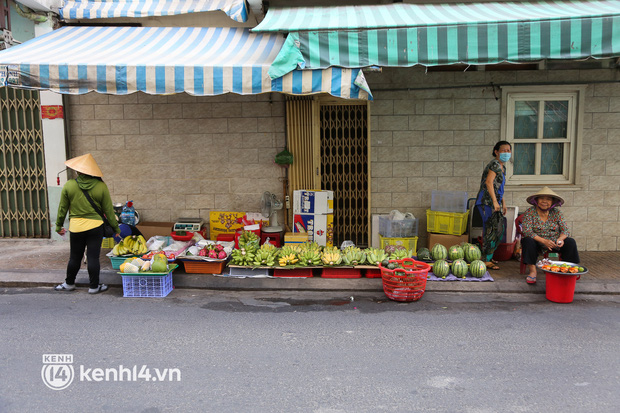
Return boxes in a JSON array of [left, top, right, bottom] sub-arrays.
[[57, 228, 66, 236], [538, 237, 557, 250], [493, 201, 501, 212], [502, 205, 507, 215]]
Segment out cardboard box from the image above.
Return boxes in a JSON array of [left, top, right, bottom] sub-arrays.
[[284, 232, 308, 245], [427, 232, 469, 250], [136, 222, 174, 241], [293, 190, 334, 215], [292, 213, 334, 247], [209, 211, 245, 240]]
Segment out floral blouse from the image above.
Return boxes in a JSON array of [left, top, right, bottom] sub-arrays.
[[476, 159, 505, 206], [520, 206, 570, 241]]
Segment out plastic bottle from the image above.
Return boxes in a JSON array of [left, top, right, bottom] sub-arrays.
[[120, 201, 136, 225]]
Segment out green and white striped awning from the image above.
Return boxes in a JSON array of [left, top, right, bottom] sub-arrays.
[[254, 0, 620, 78]]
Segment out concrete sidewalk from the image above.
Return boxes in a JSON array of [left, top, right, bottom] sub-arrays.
[[0, 240, 618, 295]]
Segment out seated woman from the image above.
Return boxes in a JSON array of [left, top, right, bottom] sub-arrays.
[[521, 187, 580, 284]]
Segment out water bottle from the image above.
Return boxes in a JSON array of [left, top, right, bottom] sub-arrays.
[[120, 201, 136, 225]]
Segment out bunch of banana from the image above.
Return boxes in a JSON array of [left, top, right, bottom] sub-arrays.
[[321, 248, 342, 266], [230, 246, 257, 266], [260, 242, 278, 252], [389, 247, 412, 260], [278, 253, 299, 266], [112, 241, 128, 256], [341, 247, 366, 266], [297, 248, 322, 267], [253, 248, 278, 267], [238, 231, 259, 249], [365, 248, 389, 266]]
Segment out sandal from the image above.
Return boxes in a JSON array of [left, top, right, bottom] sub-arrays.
[[485, 262, 500, 270], [491, 259, 499, 265], [54, 283, 76, 291], [526, 275, 537, 284], [88, 284, 108, 294]]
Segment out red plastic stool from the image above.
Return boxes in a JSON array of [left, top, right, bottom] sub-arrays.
[[260, 231, 283, 247]]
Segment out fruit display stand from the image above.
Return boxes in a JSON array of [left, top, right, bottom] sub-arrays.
[[119, 264, 178, 298], [273, 267, 314, 277], [539, 261, 588, 303], [228, 265, 273, 277], [108, 254, 139, 270], [179, 258, 227, 274], [321, 267, 362, 278], [356, 265, 382, 278]]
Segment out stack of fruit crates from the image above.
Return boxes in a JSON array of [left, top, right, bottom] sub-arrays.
[[426, 190, 469, 235], [378, 215, 418, 250]]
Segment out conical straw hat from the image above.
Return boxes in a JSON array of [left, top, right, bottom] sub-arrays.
[[526, 186, 564, 207], [64, 153, 103, 177]]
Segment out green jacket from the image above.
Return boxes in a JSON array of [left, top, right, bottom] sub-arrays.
[[55, 175, 120, 234]]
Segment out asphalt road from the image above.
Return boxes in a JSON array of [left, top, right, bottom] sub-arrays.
[[1, 288, 619, 413]]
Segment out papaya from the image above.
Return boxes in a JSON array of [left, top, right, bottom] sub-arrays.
[[151, 254, 168, 273]]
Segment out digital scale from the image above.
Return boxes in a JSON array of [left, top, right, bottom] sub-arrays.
[[173, 218, 203, 232]]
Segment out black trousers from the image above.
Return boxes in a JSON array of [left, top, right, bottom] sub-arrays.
[[521, 236, 580, 265], [66, 225, 104, 289]]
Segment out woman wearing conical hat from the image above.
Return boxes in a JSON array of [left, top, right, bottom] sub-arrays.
[[520, 187, 580, 284], [53, 154, 120, 294]]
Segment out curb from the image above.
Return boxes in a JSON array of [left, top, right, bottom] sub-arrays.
[[1, 269, 618, 295]]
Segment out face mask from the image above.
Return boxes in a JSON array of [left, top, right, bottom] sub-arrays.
[[499, 153, 511, 162]]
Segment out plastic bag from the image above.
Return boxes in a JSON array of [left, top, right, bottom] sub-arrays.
[[275, 149, 294, 165]]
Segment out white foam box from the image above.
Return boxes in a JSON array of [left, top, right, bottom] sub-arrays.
[[504, 206, 519, 243], [292, 213, 333, 247], [293, 190, 334, 215]]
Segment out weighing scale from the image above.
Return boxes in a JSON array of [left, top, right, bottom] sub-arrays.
[[173, 218, 204, 232]]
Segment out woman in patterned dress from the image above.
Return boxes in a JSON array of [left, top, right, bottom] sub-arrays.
[[520, 187, 580, 284], [475, 141, 512, 270]]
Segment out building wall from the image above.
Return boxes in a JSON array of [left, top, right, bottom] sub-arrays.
[[65, 92, 287, 225], [67, 65, 620, 251], [365, 66, 620, 251]]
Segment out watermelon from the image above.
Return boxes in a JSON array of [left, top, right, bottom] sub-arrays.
[[416, 248, 432, 261], [460, 242, 472, 251], [431, 244, 448, 261], [469, 260, 487, 278], [432, 259, 450, 278], [464, 244, 482, 263], [448, 245, 464, 261], [451, 259, 468, 278]]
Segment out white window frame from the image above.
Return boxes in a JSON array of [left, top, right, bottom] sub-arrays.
[[500, 85, 585, 186]]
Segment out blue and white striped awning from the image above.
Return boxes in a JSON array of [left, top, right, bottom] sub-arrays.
[[0, 26, 371, 100], [60, 0, 249, 23]]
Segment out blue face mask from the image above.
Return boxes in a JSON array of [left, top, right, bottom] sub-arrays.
[[499, 153, 511, 162]]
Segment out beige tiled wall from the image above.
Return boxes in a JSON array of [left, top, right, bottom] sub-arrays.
[[365, 67, 620, 251], [67, 66, 620, 250], [67, 92, 287, 224]]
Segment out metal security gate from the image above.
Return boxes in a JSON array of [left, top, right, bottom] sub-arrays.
[[0, 87, 49, 238], [319, 102, 369, 248]]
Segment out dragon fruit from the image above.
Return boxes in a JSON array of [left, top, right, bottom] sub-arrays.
[[217, 250, 227, 260], [199, 249, 207, 257], [208, 250, 218, 259]]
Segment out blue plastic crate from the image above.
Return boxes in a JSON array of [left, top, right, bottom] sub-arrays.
[[121, 272, 173, 298]]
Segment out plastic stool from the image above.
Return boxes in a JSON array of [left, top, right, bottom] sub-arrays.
[[261, 231, 283, 247]]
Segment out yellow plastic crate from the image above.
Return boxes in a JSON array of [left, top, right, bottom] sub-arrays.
[[101, 237, 116, 248], [426, 209, 469, 235], [379, 235, 418, 252]]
